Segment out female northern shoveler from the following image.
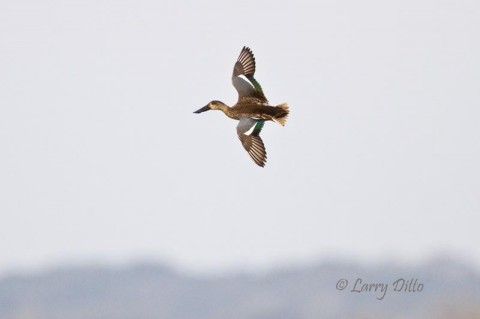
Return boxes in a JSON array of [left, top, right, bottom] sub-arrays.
[[194, 46, 289, 167]]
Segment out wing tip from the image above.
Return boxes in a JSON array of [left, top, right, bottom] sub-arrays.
[[234, 46, 256, 77], [238, 132, 268, 167]]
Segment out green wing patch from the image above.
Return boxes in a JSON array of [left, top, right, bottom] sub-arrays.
[[252, 120, 265, 136], [247, 75, 264, 93]]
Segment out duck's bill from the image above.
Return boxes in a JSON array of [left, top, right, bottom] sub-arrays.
[[193, 105, 211, 114]]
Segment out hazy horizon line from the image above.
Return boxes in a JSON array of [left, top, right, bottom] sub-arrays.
[[1, 251, 478, 279]]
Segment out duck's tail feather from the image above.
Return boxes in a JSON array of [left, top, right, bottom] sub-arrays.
[[274, 103, 289, 126]]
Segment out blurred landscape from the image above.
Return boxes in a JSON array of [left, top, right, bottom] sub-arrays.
[[1, 256, 479, 319]]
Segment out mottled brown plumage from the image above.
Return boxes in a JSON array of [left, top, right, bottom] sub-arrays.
[[194, 47, 289, 167]]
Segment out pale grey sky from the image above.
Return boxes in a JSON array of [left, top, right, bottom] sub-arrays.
[[1, 0, 479, 275]]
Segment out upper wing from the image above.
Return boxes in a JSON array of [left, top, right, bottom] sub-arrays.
[[232, 47, 268, 104], [237, 118, 267, 167]]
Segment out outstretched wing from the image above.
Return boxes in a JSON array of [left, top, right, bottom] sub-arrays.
[[232, 47, 268, 104], [237, 118, 267, 167]]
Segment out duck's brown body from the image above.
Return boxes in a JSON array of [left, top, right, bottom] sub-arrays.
[[219, 101, 289, 124]]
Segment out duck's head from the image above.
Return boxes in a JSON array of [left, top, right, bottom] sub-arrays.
[[194, 100, 227, 113]]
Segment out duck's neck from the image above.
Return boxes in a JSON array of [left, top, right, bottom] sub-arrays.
[[218, 104, 237, 119]]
